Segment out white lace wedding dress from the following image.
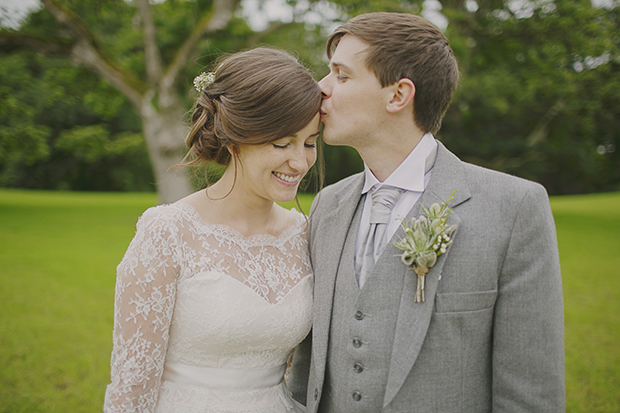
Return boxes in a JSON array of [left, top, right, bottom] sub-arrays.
[[103, 203, 313, 413]]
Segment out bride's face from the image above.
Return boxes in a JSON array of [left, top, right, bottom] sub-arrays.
[[234, 113, 320, 204]]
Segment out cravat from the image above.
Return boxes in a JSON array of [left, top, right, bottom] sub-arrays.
[[356, 185, 404, 288]]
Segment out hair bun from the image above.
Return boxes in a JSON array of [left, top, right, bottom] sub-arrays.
[[187, 94, 231, 165]]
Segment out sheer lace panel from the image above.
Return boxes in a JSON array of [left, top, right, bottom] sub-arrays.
[[176, 203, 311, 305]]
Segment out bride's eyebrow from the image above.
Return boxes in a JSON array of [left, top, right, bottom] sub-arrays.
[[294, 131, 321, 139]]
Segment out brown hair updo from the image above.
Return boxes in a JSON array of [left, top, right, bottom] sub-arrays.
[[186, 48, 322, 166]]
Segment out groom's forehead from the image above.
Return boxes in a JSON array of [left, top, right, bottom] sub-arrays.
[[332, 35, 369, 57]]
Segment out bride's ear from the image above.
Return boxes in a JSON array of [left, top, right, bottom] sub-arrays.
[[386, 78, 415, 114]]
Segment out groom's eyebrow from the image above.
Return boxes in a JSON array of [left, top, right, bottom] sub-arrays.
[[328, 61, 351, 72]]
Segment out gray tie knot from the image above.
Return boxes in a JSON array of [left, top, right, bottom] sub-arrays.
[[369, 186, 403, 225]]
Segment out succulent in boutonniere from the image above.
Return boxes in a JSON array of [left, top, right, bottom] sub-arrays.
[[393, 190, 458, 303]]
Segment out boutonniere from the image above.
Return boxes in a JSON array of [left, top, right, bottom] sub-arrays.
[[393, 190, 458, 303]]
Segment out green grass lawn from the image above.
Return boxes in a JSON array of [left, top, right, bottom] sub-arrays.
[[550, 192, 620, 412], [0, 189, 618, 412]]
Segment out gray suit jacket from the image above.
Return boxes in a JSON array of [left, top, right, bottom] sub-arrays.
[[289, 142, 565, 412]]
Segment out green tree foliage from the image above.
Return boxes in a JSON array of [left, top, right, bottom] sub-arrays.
[[0, 53, 52, 184], [0, 49, 154, 191], [1, 0, 618, 195], [0, 0, 250, 195], [1, 0, 258, 202], [439, 0, 620, 194]]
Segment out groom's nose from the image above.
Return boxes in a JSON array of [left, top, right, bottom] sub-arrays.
[[319, 75, 331, 98]]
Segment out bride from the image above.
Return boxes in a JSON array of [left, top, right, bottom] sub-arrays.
[[103, 48, 321, 412]]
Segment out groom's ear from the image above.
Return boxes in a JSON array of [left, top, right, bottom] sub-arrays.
[[386, 78, 415, 114]]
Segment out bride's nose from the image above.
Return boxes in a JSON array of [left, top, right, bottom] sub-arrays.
[[288, 147, 310, 173]]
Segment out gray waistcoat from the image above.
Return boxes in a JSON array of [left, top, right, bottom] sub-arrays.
[[319, 198, 405, 412]]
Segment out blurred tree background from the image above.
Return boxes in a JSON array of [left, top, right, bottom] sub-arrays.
[[0, 0, 618, 200]]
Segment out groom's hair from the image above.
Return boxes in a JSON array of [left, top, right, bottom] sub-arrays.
[[326, 12, 459, 134]]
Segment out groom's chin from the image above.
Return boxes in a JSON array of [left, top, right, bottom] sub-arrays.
[[320, 129, 340, 146]]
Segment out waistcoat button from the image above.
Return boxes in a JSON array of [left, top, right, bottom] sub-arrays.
[[314, 388, 318, 400], [354, 310, 364, 320], [352, 337, 362, 348], [352, 391, 362, 401], [353, 362, 364, 373]]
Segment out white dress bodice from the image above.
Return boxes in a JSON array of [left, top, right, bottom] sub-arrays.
[[103, 203, 313, 413]]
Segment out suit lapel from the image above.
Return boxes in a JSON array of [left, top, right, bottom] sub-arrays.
[[312, 174, 365, 378], [383, 142, 472, 407]]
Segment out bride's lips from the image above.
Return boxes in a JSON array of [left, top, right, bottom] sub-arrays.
[[272, 171, 301, 186]]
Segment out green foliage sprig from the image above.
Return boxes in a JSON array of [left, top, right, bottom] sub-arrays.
[[393, 190, 458, 303]]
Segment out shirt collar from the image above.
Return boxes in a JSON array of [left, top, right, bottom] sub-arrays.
[[362, 133, 437, 194]]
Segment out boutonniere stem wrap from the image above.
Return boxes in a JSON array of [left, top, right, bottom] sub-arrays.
[[393, 190, 458, 303]]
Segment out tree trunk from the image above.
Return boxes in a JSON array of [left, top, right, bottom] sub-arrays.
[[140, 93, 193, 204]]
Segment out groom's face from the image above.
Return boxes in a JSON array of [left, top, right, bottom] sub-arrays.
[[319, 34, 388, 148]]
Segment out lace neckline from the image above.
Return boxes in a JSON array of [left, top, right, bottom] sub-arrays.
[[166, 202, 306, 245]]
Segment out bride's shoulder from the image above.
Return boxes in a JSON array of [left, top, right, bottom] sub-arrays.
[[282, 205, 305, 222], [136, 202, 194, 232], [140, 190, 208, 222], [140, 202, 181, 219], [281, 207, 309, 236]]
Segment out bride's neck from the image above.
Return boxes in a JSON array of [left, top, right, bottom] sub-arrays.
[[205, 174, 283, 237]]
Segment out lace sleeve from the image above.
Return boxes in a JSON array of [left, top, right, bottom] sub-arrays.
[[104, 207, 182, 413]]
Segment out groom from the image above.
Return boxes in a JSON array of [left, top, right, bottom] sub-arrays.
[[289, 12, 565, 412]]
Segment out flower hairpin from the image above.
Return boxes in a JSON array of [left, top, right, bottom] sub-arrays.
[[193, 71, 215, 92], [393, 190, 458, 303]]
